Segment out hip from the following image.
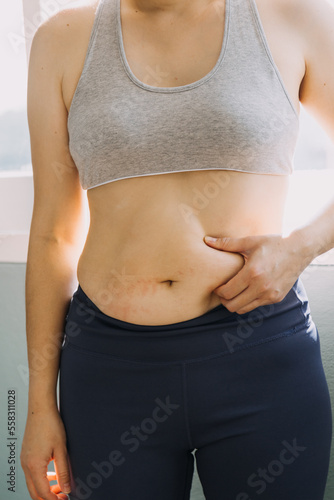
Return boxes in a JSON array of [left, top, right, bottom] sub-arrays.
[[62, 277, 318, 364]]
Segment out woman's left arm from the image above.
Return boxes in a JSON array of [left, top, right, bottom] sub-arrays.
[[204, 0, 334, 314]]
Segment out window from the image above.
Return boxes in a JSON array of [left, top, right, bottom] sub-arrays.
[[0, 0, 82, 174], [284, 107, 334, 242], [0, 0, 30, 172]]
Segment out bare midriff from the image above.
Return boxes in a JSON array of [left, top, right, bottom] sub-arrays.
[[76, 170, 289, 325], [66, 0, 301, 325]]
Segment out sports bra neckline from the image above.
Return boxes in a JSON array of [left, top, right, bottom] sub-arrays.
[[67, 0, 300, 190], [116, 0, 231, 93]]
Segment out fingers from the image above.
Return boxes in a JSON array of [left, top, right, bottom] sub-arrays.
[[23, 467, 59, 500], [216, 277, 283, 314], [237, 301, 264, 315], [221, 295, 264, 315], [218, 289, 252, 314], [48, 471, 69, 499], [31, 470, 59, 500], [51, 484, 61, 493], [20, 409, 71, 500], [214, 270, 249, 301], [204, 235, 252, 254], [54, 446, 71, 494], [51, 484, 69, 499], [24, 471, 41, 500], [214, 267, 264, 313]]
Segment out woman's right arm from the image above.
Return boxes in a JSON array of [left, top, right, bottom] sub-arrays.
[[20, 13, 87, 500]]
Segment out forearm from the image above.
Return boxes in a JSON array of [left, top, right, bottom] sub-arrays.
[[288, 197, 334, 265], [25, 236, 80, 414]]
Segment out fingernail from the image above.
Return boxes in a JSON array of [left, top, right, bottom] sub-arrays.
[[204, 236, 218, 243], [63, 483, 71, 493]]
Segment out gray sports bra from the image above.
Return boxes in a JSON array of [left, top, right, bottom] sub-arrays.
[[67, 0, 299, 190]]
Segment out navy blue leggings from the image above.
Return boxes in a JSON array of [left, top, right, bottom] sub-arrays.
[[59, 278, 332, 500]]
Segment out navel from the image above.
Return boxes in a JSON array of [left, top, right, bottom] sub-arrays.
[[160, 279, 175, 287]]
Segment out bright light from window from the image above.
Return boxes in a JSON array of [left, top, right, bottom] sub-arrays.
[[0, 1, 27, 114], [0, 0, 30, 171]]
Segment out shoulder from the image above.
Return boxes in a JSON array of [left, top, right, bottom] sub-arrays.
[[269, 0, 334, 41], [273, 0, 334, 138], [30, 0, 99, 72], [269, 0, 333, 17], [257, 0, 334, 67], [33, 0, 99, 40]]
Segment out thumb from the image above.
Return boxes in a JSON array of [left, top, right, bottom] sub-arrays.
[[54, 447, 71, 494], [203, 235, 251, 254]]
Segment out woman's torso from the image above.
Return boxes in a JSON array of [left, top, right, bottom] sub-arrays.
[[61, 0, 305, 325]]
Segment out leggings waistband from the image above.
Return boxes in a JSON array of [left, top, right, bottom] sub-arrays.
[[62, 278, 312, 363]]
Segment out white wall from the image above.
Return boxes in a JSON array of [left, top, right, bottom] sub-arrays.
[[0, 173, 33, 262]]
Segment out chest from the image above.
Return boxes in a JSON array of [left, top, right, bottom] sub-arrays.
[[63, 0, 304, 115], [120, 1, 226, 88]]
